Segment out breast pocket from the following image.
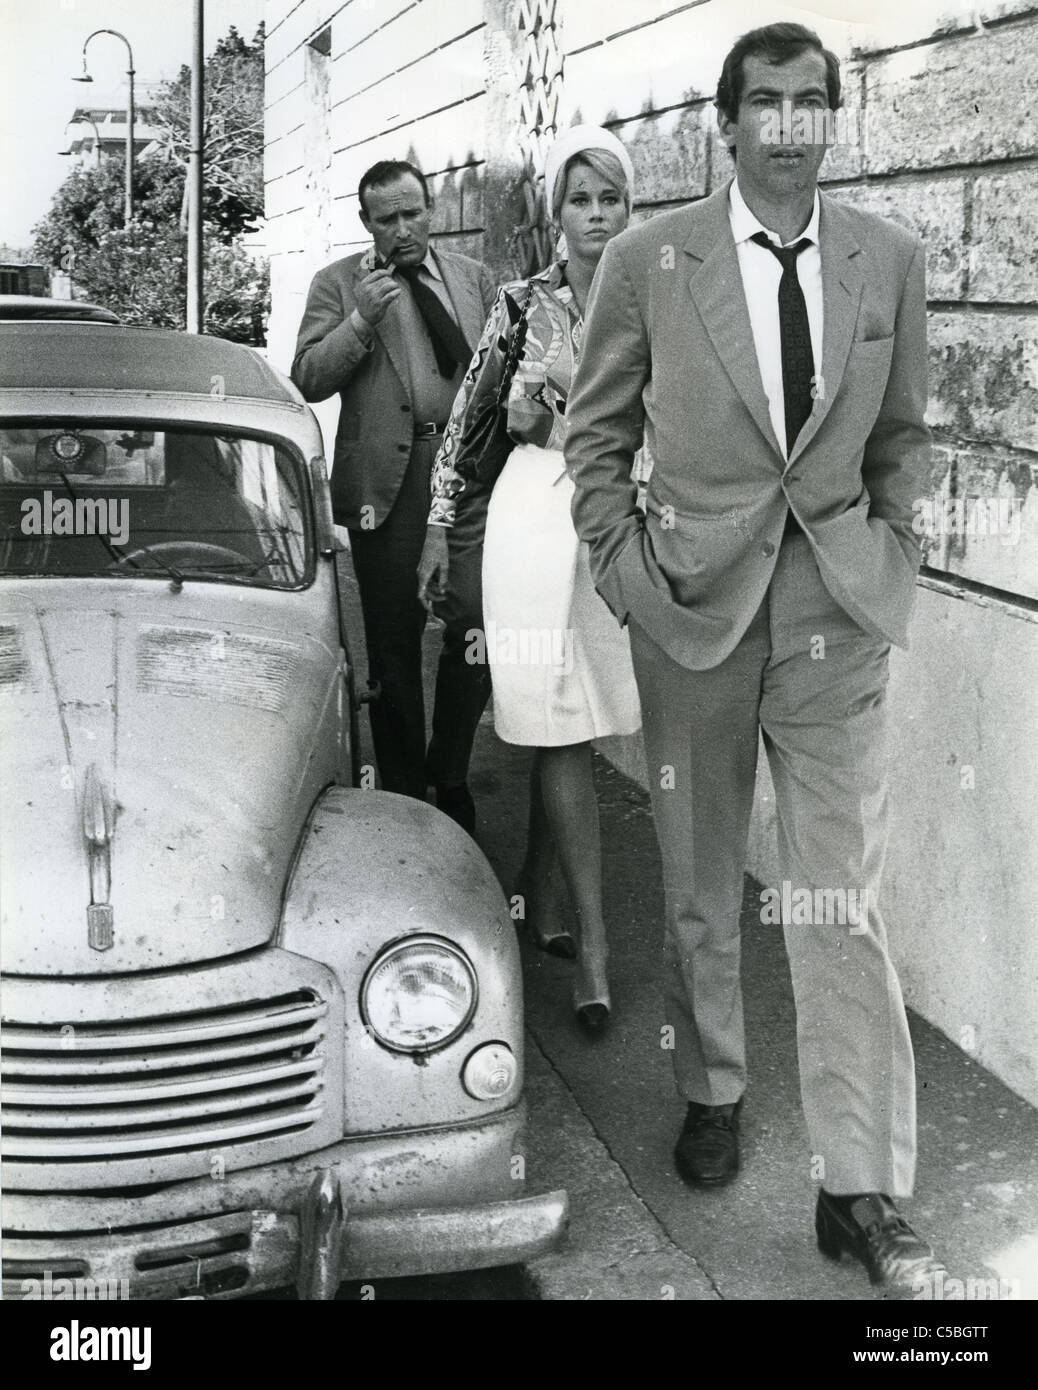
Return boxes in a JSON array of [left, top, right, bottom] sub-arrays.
[[842, 336, 895, 434]]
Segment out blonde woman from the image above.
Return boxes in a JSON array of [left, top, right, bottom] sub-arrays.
[[419, 126, 641, 1034]]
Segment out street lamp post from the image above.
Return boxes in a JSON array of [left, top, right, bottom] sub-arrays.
[[74, 29, 135, 226], [58, 116, 103, 164]]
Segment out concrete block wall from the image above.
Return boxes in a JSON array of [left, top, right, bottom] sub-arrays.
[[264, 0, 1038, 1104]]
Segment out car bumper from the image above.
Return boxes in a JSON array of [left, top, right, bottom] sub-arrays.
[[2, 1108, 569, 1300]]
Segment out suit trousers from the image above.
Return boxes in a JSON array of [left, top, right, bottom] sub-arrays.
[[628, 532, 916, 1196], [348, 435, 492, 799]]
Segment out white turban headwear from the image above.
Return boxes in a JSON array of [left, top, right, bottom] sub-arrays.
[[543, 124, 635, 221]]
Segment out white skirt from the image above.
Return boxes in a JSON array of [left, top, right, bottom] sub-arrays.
[[482, 442, 642, 746]]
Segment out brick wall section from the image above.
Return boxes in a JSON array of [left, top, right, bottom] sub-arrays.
[[844, 15, 1038, 597]]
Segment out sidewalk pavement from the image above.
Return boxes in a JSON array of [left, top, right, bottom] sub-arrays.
[[469, 735, 1038, 1303]]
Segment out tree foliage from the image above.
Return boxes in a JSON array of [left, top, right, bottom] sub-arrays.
[[30, 25, 268, 342], [153, 24, 265, 239]]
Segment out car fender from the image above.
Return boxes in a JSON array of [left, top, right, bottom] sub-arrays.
[[278, 787, 525, 1136]]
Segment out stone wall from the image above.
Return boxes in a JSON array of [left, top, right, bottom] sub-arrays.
[[264, 0, 1038, 1103]]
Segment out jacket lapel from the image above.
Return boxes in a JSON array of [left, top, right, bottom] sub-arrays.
[[436, 250, 487, 353], [683, 187, 784, 460], [786, 193, 863, 467]]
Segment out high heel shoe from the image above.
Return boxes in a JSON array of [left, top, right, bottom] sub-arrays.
[[574, 999, 611, 1035], [533, 925, 577, 959], [512, 879, 577, 959], [573, 981, 611, 1036], [515, 918, 577, 959]]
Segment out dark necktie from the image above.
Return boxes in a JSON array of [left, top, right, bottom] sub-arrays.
[[396, 264, 472, 379], [750, 231, 814, 453]]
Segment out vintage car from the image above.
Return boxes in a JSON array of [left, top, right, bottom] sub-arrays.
[[0, 303, 567, 1299]]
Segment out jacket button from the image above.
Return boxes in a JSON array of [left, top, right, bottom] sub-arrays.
[[401, 404, 411, 412], [398, 443, 409, 453], [762, 541, 775, 557]]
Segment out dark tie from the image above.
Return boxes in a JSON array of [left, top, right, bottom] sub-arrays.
[[396, 264, 472, 379], [750, 231, 814, 453]]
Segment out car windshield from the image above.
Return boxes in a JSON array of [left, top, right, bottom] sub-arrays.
[[0, 425, 311, 587]]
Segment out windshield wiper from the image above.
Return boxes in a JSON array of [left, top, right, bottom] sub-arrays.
[[57, 473, 185, 591]]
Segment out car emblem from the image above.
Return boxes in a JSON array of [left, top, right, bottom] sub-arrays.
[[87, 903, 115, 952]]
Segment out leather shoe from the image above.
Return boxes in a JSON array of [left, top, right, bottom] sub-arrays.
[[816, 1190, 946, 1292], [674, 1099, 741, 1187], [435, 783, 475, 835]]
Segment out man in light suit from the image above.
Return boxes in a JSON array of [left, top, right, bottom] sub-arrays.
[[565, 23, 945, 1290], [292, 161, 497, 828]]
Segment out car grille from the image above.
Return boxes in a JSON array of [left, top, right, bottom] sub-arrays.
[[2, 991, 327, 1163]]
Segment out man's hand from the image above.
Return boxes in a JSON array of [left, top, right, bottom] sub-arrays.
[[354, 268, 401, 326], [417, 525, 450, 613]]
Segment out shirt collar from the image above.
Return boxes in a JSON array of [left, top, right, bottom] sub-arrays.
[[416, 248, 443, 281], [729, 178, 820, 249], [511, 259, 570, 302], [543, 259, 567, 291]]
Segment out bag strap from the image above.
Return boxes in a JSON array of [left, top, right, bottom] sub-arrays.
[[494, 281, 535, 412]]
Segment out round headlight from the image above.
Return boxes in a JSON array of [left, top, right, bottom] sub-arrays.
[[361, 936, 477, 1054]]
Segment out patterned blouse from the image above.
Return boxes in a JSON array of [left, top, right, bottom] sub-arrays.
[[429, 260, 624, 527]]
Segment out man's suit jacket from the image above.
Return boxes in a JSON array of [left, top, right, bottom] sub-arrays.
[[292, 246, 497, 528], [565, 181, 931, 669]]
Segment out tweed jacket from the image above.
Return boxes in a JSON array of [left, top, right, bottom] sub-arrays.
[[291, 245, 497, 528]]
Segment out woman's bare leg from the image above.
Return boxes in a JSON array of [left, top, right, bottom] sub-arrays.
[[516, 759, 572, 954], [536, 742, 610, 1004]]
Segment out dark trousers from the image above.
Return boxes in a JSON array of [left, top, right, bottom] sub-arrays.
[[348, 436, 492, 799]]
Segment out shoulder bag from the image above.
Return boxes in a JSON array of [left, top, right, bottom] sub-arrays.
[[449, 281, 535, 487]]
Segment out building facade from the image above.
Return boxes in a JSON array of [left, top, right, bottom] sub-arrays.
[[61, 106, 163, 168]]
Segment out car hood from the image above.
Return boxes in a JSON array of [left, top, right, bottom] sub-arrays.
[[1, 583, 342, 975]]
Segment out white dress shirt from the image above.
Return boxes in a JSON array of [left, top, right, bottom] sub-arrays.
[[728, 179, 823, 458]]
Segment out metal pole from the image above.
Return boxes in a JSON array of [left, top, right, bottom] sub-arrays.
[[186, 0, 204, 334], [85, 116, 102, 166], [125, 60, 135, 227]]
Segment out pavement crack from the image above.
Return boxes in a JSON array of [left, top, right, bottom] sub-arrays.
[[524, 1025, 724, 1299]]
